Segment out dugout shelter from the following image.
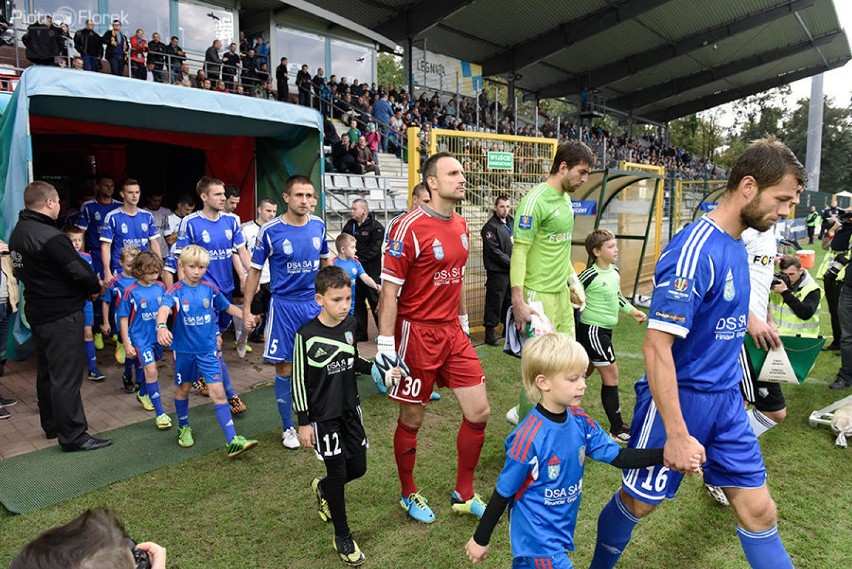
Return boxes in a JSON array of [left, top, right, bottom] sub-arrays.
[[0, 67, 324, 238]]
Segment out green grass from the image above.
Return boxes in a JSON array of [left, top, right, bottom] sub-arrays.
[[1, 243, 850, 568]]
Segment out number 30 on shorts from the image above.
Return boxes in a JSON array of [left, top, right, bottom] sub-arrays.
[[399, 376, 421, 398]]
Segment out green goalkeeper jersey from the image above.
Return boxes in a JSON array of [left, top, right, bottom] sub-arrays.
[[511, 181, 576, 292], [578, 263, 634, 328]]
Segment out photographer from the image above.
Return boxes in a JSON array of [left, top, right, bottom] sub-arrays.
[[9, 508, 166, 569], [818, 210, 852, 350], [769, 255, 821, 338]]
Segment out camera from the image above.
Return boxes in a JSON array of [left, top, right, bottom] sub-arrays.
[[826, 254, 850, 279], [129, 537, 151, 569], [772, 272, 791, 288]]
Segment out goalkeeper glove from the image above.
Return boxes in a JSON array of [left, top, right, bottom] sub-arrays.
[[568, 273, 586, 311], [371, 335, 409, 390]]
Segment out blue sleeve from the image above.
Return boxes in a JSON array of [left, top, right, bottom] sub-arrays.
[[212, 288, 231, 313], [232, 218, 245, 249], [174, 218, 191, 254], [355, 260, 365, 278], [494, 432, 536, 498], [250, 227, 270, 270], [646, 245, 712, 338], [319, 221, 330, 256], [76, 205, 89, 230], [146, 213, 159, 239], [573, 413, 621, 464], [116, 292, 131, 319], [100, 216, 114, 243], [161, 288, 177, 309]]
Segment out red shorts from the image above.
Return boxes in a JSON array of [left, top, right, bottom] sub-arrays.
[[389, 318, 486, 405]]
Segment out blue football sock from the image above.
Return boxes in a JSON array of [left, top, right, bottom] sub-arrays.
[[275, 374, 294, 430], [146, 380, 165, 416], [214, 403, 236, 443], [590, 491, 640, 569], [85, 340, 97, 372], [218, 351, 237, 399], [124, 359, 133, 378], [737, 525, 793, 569], [175, 398, 190, 427]]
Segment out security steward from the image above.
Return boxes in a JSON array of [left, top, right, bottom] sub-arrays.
[[343, 198, 384, 342], [9, 181, 111, 452], [480, 195, 514, 345]]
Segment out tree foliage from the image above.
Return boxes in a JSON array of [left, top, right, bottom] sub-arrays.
[[377, 53, 403, 89], [783, 96, 852, 192]]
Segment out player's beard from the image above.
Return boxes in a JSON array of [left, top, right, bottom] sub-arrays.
[[741, 192, 776, 232]]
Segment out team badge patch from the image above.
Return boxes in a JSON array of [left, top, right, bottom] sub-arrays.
[[141, 223, 148, 231], [140, 300, 147, 309], [388, 240, 404, 258], [665, 277, 692, 302], [282, 239, 293, 255], [723, 268, 735, 301], [94, 212, 101, 221], [181, 299, 190, 312], [460, 234, 468, 250], [120, 223, 128, 234], [432, 238, 444, 260], [547, 455, 561, 480], [203, 298, 210, 309], [312, 237, 321, 250], [201, 230, 211, 244], [157, 296, 162, 304], [345, 331, 354, 345], [225, 229, 233, 240], [578, 445, 586, 467], [519, 215, 533, 229]]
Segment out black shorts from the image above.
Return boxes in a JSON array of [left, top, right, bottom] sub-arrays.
[[576, 321, 616, 366], [250, 282, 271, 315], [738, 344, 787, 412], [313, 407, 368, 461]]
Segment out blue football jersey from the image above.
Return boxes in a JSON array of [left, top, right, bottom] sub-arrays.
[[643, 215, 750, 391], [105, 272, 137, 312], [332, 256, 364, 315], [161, 280, 230, 353], [78, 251, 94, 270], [100, 209, 159, 272], [118, 281, 166, 348], [175, 212, 245, 294], [497, 407, 620, 558], [77, 199, 122, 254], [250, 215, 331, 301]]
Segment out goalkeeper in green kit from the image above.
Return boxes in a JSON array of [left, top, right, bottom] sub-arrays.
[[505, 140, 595, 425]]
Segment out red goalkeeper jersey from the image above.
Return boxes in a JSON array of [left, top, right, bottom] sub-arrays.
[[382, 206, 469, 324]]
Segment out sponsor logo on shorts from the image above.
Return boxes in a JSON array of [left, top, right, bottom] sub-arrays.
[[519, 215, 532, 229], [654, 311, 686, 323]]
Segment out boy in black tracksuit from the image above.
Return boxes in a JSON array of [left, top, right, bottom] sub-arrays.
[[292, 266, 398, 567]]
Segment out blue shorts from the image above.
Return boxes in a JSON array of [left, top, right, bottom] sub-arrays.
[[83, 300, 94, 328], [216, 290, 234, 332], [513, 551, 573, 569], [264, 296, 321, 363], [622, 382, 766, 505], [135, 343, 163, 367], [172, 351, 222, 386]]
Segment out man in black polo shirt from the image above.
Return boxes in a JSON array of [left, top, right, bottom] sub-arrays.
[[9, 181, 110, 452]]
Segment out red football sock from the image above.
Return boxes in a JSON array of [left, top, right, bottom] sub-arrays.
[[394, 420, 419, 497], [455, 418, 487, 501]]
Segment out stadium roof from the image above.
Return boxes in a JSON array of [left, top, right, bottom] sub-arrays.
[[301, 0, 851, 122]]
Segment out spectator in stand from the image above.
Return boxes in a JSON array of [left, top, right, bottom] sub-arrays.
[[364, 124, 381, 165], [296, 64, 312, 107], [0, 13, 13, 46], [174, 63, 190, 85], [22, 16, 61, 66], [312, 67, 326, 111], [194, 69, 207, 89], [238, 30, 250, 56], [102, 20, 128, 76], [202, 78, 212, 90], [337, 76, 349, 95], [73, 20, 102, 72], [71, 56, 84, 70], [147, 32, 167, 83], [213, 79, 228, 93], [320, 78, 332, 117], [352, 135, 381, 177], [58, 23, 74, 64], [256, 62, 270, 87], [372, 92, 393, 152], [241, 48, 258, 90], [276, 57, 289, 102], [254, 35, 269, 67], [205, 39, 223, 81], [129, 29, 148, 80], [222, 42, 240, 91], [166, 36, 186, 82], [351, 79, 362, 98]]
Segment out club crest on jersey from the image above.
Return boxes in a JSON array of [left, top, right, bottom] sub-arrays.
[[723, 268, 735, 301], [120, 223, 128, 234], [313, 237, 321, 250], [201, 230, 211, 244], [94, 212, 101, 221], [460, 234, 468, 250], [388, 240, 404, 258], [140, 299, 147, 309], [225, 229, 232, 240], [203, 298, 210, 309], [665, 277, 692, 302], [519, 215, 533, 229], [578, 445, 586, 467], [547, 455, 561, 479], [181, 299, 190, 312], [345, 331, 354, 345], [141, 223, 148, 232], [432, 238, 444, 260], [157, 296, 162, 304], [282, 239, 293, 255]]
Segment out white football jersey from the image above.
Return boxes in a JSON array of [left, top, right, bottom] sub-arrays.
[[742, 227, 776, 322]]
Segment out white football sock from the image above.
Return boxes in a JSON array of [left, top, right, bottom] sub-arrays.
[[747, 408, 777, 437]]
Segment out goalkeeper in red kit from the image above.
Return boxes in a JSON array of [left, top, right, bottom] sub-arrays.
[[376, 151, 490, 524]]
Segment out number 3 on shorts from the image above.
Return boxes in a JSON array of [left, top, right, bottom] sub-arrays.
[[399, 376, 421, 398]]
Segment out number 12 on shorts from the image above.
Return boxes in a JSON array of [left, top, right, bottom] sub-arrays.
[[319, 431, 341, 457]]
